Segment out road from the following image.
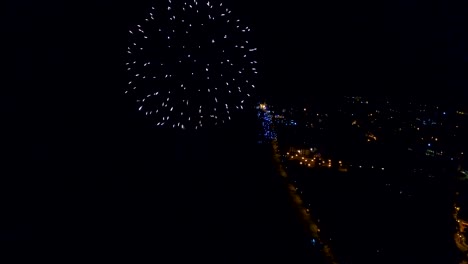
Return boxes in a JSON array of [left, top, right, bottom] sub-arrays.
[[261, 105, 337, 263], [272, 138, 338, 264]]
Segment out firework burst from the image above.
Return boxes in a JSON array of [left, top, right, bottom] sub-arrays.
[[126, 0, 258, 130]]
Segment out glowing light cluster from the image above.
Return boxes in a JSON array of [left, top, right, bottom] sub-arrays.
[[126, 0, 258, 130], [258, 103, 277, 140]]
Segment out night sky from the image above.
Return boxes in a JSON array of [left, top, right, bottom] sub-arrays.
[[4, 0, 468, 106], [2, 0, 468, 244]]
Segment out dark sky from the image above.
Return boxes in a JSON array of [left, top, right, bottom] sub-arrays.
[[237, 0, 467, 101], [4, 0, 468, 104]]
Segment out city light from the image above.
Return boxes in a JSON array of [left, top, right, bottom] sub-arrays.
[[265, 97, 464, 262]]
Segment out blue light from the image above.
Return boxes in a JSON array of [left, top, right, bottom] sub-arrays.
[[258, 105, 277, 141], [428, 143, 431, 147], [443, 112, 446, 115]]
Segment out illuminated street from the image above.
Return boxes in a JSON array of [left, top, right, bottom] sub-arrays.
[[260, 103, 337, 263]]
